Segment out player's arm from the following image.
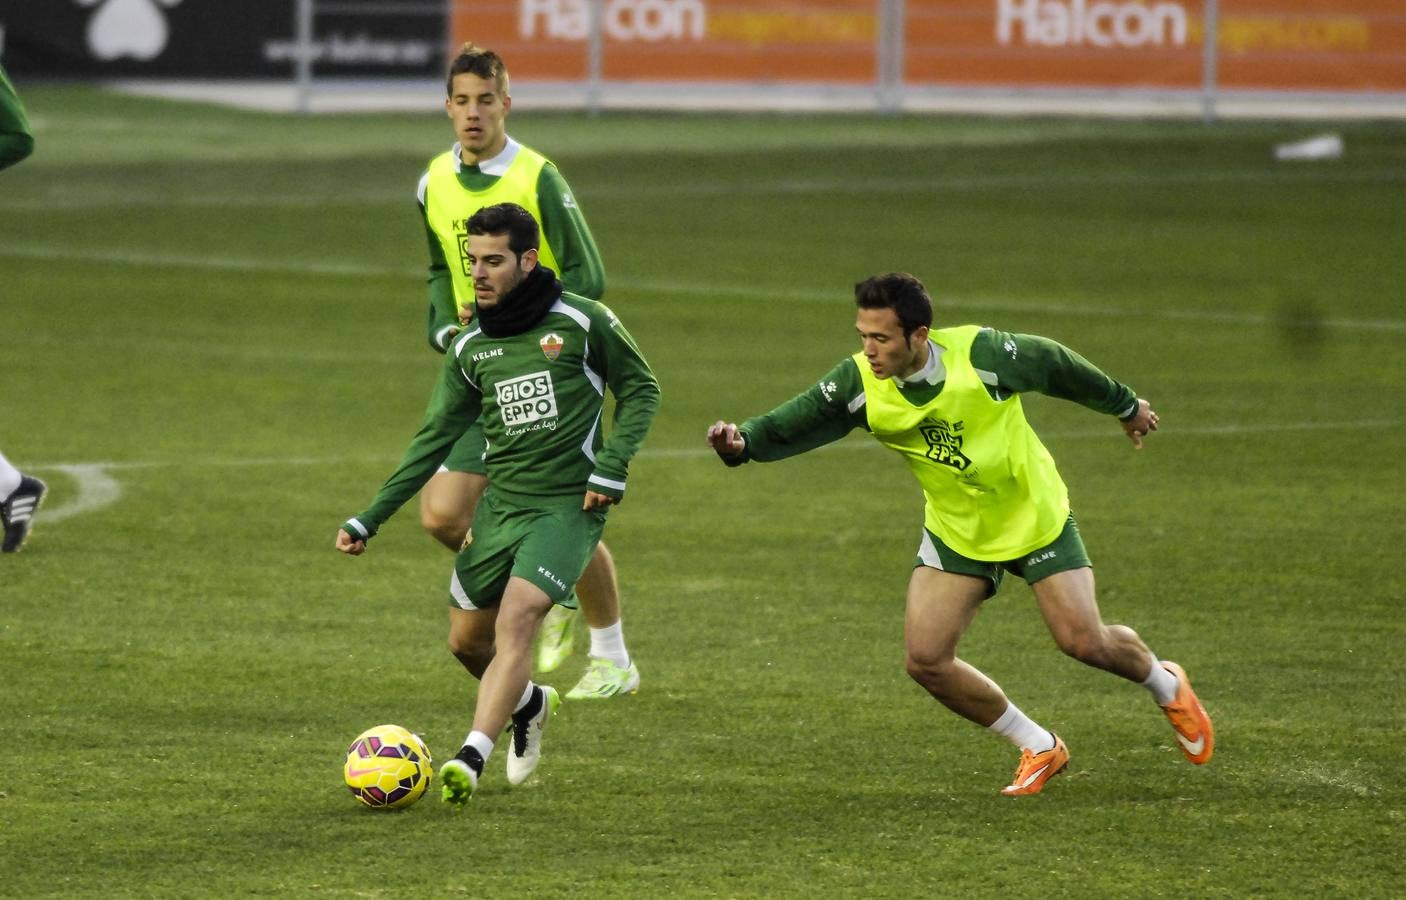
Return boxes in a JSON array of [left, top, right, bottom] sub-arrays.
[[0, 67, 35, 172], [972, 328, 1158, 448], [418, 175, 462, 353], [337, 348, 482, 552], [582, 305, 660, 507], [537, 164, 606, 300], [709, 359, 867, 466]]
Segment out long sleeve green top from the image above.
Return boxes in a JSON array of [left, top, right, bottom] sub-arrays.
[[732, 328, 1138, 463], [0, 66, 34, 171]]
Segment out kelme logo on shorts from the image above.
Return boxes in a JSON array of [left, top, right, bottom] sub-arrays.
[[496, 371, 558, 427], [920, 419, 972, 471], [540, 333, 564, 361]]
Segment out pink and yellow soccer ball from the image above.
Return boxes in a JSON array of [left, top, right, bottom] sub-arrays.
[[343, 725, 433, 810]]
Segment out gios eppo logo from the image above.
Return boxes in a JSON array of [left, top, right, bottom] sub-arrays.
[[495, 371, 558, 428], [77, 0, 184, 62]]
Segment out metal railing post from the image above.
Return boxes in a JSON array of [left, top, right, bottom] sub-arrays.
[[1201, 0, 1219, 123], [295, 0, 314, 115], [587, 0, 604, 116]]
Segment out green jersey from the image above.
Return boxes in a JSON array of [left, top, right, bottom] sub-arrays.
[[0, 66, 34, 172], [729, 327, 1137, 463], [346, 289, 659, 542], [418, 138, 606, 351]]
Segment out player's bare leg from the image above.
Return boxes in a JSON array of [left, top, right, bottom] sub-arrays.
[[447, 605, 497, 678], [420, 470, 485, 550], [440, 579, 559, 804], [905, 566, 1066, 795], [565, 541, 640, 699], [1033, 567, 1214, 764], [1031, 567, 1155, 681], [903, 566, 1008, 726]]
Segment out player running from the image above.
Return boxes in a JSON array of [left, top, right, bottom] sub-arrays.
[[337, 203, 660, 804], [416, 43, 635, 696], [707, 272, 1213, 796]]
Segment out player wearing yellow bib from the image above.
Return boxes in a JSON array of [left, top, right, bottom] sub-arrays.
[[707, 272, 1213, 796], [415, 45, 636, 700]]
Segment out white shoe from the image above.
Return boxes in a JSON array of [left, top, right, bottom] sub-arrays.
[[505, 685, 560, 786]]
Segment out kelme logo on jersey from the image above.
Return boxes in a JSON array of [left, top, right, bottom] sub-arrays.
[[920, 419, 972, 471], [540, 333, 564, 361], [496, 371, 559, 427]]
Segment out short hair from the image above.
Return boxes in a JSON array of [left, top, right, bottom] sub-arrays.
[[446, 43, 509, 97], [466, 203, 540, 258], [854, 272, 933, 342]]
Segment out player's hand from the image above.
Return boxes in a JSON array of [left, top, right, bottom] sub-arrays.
[[458, 307, 474, 326], [706, 420, 745, 457], [1120, 399, 1159, 449], [583, 490, 616, 511], [335, 528, 366, 556]]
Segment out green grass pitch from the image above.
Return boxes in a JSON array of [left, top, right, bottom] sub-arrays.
[[2, 86, 1404, 896]]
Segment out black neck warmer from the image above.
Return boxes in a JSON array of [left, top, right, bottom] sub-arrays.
[[475, 265, 562, 338]]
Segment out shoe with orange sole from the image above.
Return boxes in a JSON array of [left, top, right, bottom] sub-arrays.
[[1160, 661, 1214, 765], [1001, 733, 1069, 796]]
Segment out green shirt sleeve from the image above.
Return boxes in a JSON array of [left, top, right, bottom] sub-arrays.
[[583, 303, 660, 500], [0, 67, 35, 172], [733, 358, 868, 465], [343, 349, 482, 541], [419, 177, 461, 353], [970, 328, 1138, 418], [537, 164, 606, 301]]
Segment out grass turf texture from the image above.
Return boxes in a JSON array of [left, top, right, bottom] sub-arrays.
[[2, 87, 1404, 896]]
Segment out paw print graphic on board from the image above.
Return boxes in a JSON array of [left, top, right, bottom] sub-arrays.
[[76, 0, 184, 62]]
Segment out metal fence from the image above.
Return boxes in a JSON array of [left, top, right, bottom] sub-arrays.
[[290, 0, 1406, 119]]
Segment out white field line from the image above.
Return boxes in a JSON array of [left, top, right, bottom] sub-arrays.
[[2, 168, 1403, 212], [3, 244, 1403, 334], [28, 418, 1406, 527]]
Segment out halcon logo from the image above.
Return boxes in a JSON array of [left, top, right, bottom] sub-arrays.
[[77, 0, 183, 62], [520, 0, 706, 42], [496, 371, 558, 427], [995, 0, 1188, 49]]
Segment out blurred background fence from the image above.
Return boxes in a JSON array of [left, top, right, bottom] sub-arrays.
[[1, 0, 1402, 118]]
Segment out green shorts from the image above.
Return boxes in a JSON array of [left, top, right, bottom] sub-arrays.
[[441, 420, 488, 476], [913, 514, 1091, 599], [448, 489, 606, 610]]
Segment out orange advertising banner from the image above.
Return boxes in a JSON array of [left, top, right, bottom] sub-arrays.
[[452, 0, 878, 82], [451, 0, 1406, 92], [906, 0, 1406, 91]]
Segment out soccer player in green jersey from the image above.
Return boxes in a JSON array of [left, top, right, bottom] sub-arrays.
[[337, 203, 660, 805], [1, 64, 49, 552], [1, 64, 35, 170], [416, 44, 635, 696], [707, 272, 1213, 796]]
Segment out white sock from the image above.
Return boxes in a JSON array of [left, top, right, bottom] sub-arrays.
[[989, 702, 1055, 753], [1142, 654, 1178, 706], [512, 680, 538, 714], [461, 731, 496, 768], [0, 452, 20, 498], [588, 620, 630, 668]]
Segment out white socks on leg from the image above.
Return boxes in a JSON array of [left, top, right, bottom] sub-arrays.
[[0, 452, 21, 498], [588, 620, 630, 668], [989, 702, 1056, 753], [1142, 654, 1179, 706]]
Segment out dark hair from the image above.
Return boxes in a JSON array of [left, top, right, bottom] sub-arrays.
[[466, 203, 540, 258], [446, 43, 509, 97], [854, 272, 933, 342]]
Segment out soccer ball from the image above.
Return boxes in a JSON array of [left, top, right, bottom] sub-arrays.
[[343, 724, 433, 809]]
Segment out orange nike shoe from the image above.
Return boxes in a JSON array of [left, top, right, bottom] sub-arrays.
[[1160, 661, 1214, 765], [1001, 734, 1069, 796]]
